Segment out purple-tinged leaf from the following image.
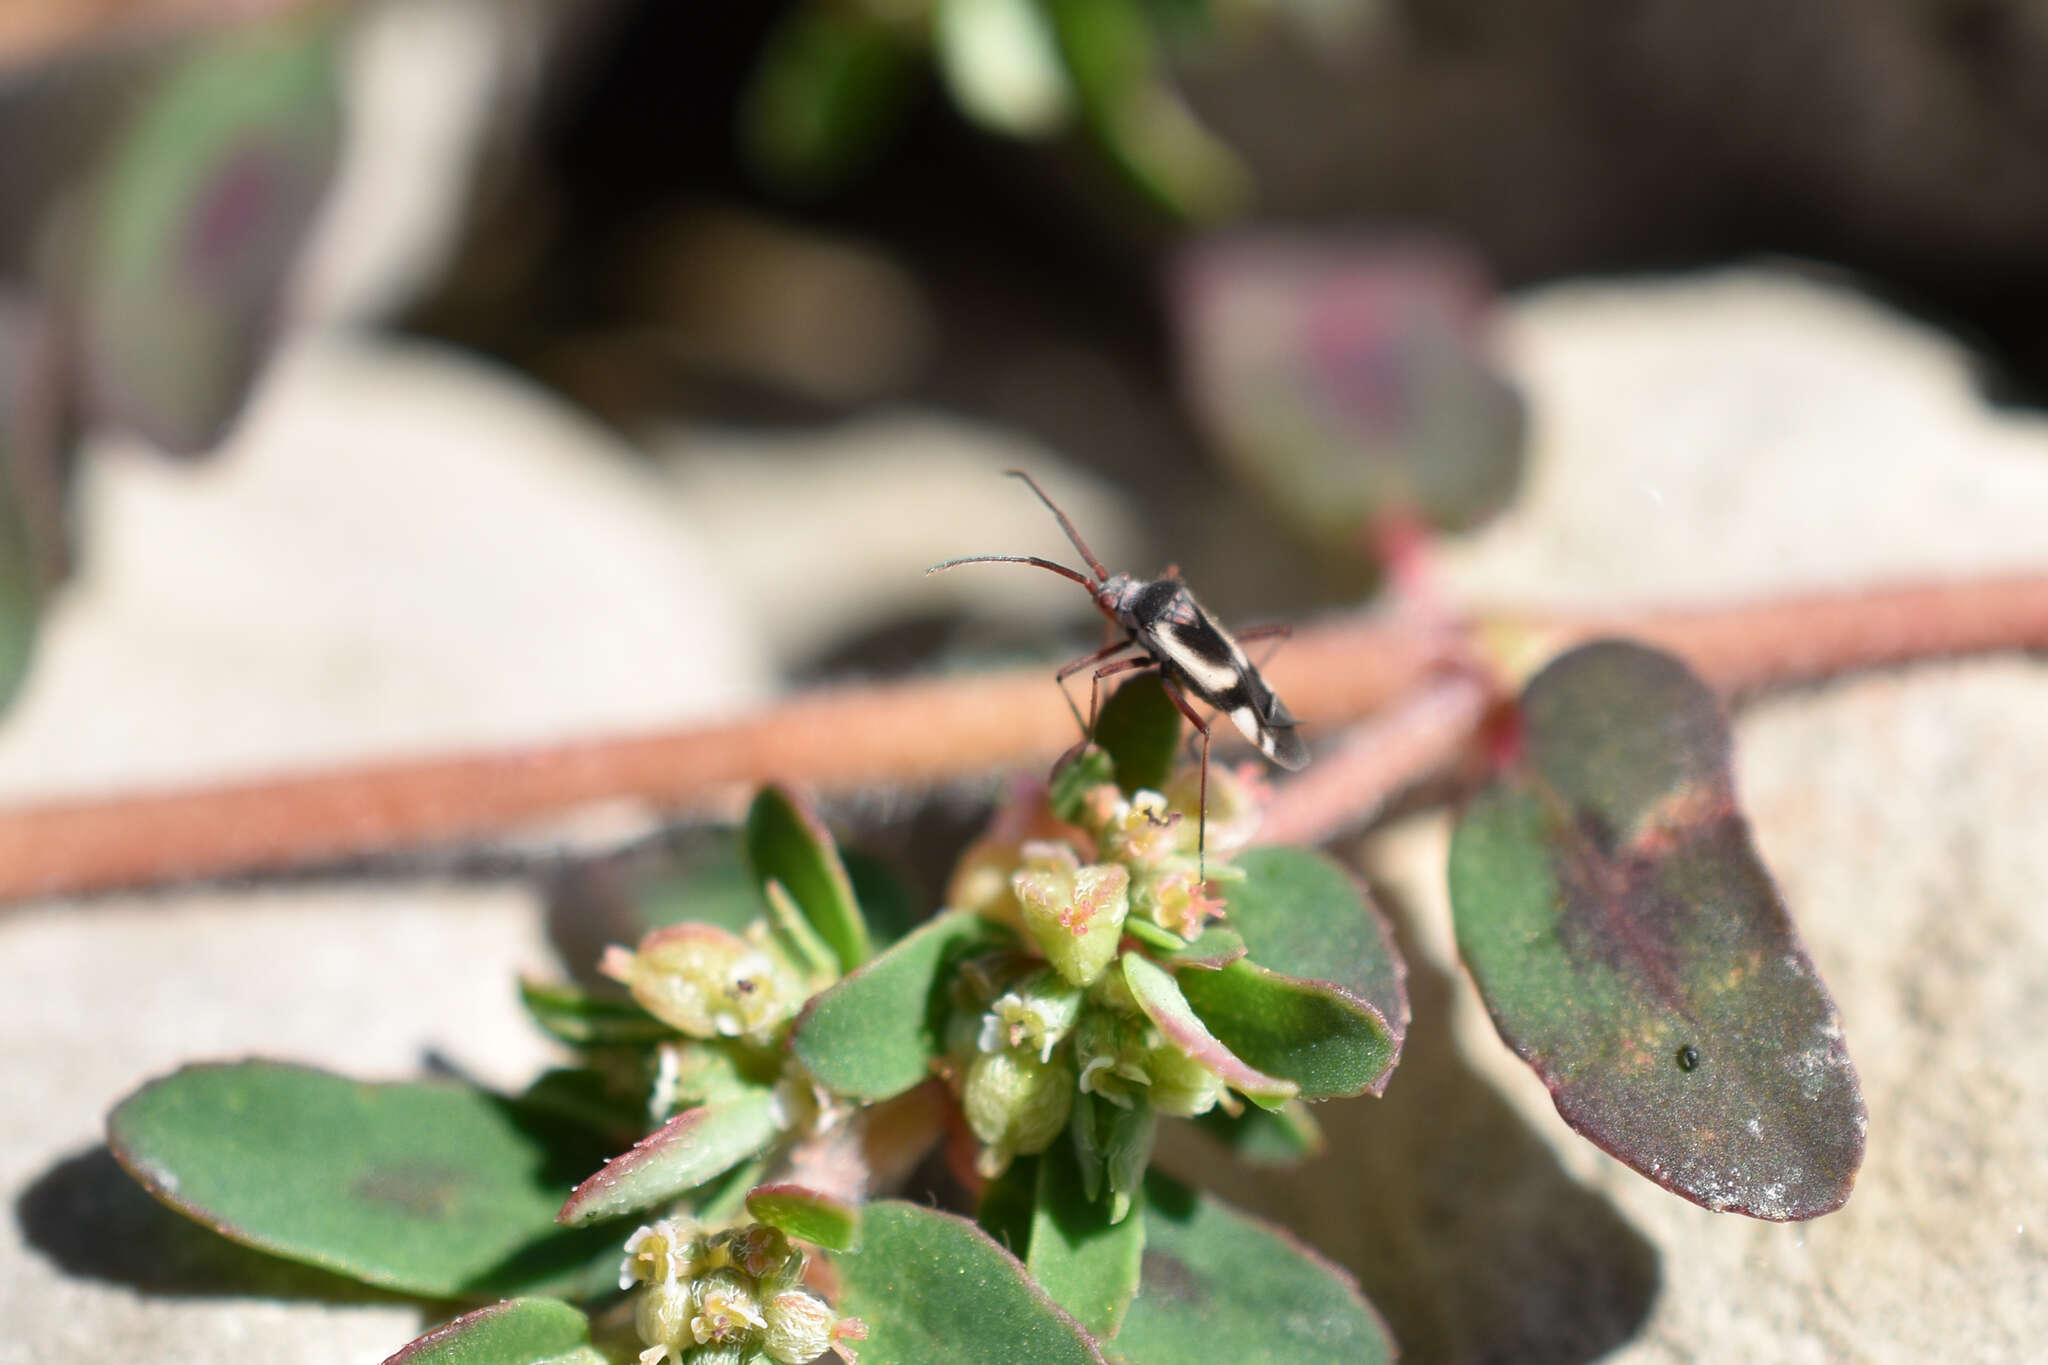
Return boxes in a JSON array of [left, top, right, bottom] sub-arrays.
[[382, 1298, 604, 1365], [833, 1201, 1107, 1365], [1030, 1136, 1144, 1339], [746, 1182, 862, 1252], [78, 16, 342, 455], [1448, 639, 1865, 1220], [1174, 234, 1525, 550], [746, 783, 871, 973], [1177, 846, 1407, 1097], [0, 298, 57, 712], [1114, 1173, 1394, 1365], [107, 1062, 625, 1299], [557, 1090, 779, 1227], [1122, 954, 1296, 1110], [793, 909, 1012, 1101]]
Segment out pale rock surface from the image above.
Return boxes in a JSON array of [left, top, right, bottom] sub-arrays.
[[657, 415, 1143, 670], [0, 332, 769, 800], [0, 334, 771, 1362]]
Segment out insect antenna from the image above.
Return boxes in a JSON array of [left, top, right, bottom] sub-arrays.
[[924, 554, 1099, 590], [1003, 470, 1110, 582]]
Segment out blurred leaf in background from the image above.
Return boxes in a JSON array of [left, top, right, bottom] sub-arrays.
[[737, 0, 1269, 221], [73, 11, 343, 455], [0, 294, 71, 716], [1173, 234, 1526, 564], [740, 4, 924, 200]]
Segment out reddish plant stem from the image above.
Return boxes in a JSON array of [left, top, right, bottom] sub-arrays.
[[0, 574, 2042, 903], [1257, 675, 1492, 848]]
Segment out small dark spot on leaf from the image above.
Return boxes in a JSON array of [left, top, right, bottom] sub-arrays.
[[1137, 1247, 1208, 1307], [1675, 1045, 1699, 1073], [352, 1163, 468, 1218]]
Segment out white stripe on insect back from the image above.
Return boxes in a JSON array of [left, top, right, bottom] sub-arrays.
[[1228, 705, 1268, 750], [1151, 621, 1249, 698]]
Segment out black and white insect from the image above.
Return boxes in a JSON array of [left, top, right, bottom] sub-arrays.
[[928, 470, 1308, 866]]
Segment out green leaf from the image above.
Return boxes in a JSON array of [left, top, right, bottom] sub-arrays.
[[844, 848, 925, 950], [834, 1202, 1106, 1365], [1122, 954, 1296, 1110], [1158, 926, 1245, 971], [0, 301, 52, 713], [1030, 1137, 1145, 1338], [1449, 639, 1865, 1220], [746, 783, 871, 973], [1094, 674, 1181, 796], [1189, 1098, 1325, 1166], [80, 14, 342, 454], [977, 1153, 1039, 1255], [792, 909, 1011, 1101], [745, 1182, 862, 1252], [518, 979, 675, 1047], [557, 1089, 780, 1227], [632, 834, 764, 936], [1114, 1174, 1394, 1365], [1050, 745, 1116, 824], [382, 1298, 604, 1365], [106, 1061, 626, 1299], [1177, 847, 1406, 1097], [1042, 0, 1247, 221], [739, 7, 918, 198], [516, 1068, 648, 1149]]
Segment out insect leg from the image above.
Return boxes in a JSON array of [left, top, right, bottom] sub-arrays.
[[1158, 679, 1214, 880], [1086, 654, 1159, 738], [1055, 638, 1143, 736], [1232, 621, 1293, 669]]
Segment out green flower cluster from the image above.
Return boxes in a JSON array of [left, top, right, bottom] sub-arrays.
[[941, 755, 1268, 1219], [621, 1219, 867, 1365]]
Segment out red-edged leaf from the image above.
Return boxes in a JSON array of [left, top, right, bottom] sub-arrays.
[[1449, 639, 1865, 1219], [557, 1090, 779, 1227], [1178, 847, 1407, 1098], [1121, 953, 1296, 1110], [745, 1182, 862, 1251], [382, 1298, 603, 1364]]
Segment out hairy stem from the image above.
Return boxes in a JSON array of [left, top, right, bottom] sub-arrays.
[[0, 574, 2042, 902]]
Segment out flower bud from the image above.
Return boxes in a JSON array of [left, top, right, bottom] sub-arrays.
[[1143, 1042, 1226, 1118], [620, 1217, 695, 1289], [1013, 843, 1128, 987], [762, 1289, 836, 1364], [601, 923, 802, 1041], [1131, 864, 1227, 939], [1092, 789, 1184, 869], [976, 969, 1084, 1062], [634, 1278, 692, 1358], [1072, 1007, 1152, 1110], [729, 1223, 796, 1281], [690, 1267, 766, 1346], [1163, 761, 1265, 856], [963, 1048, 1074, 1175]]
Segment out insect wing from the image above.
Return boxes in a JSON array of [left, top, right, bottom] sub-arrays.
[[1141, 588, 1308, 771]]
